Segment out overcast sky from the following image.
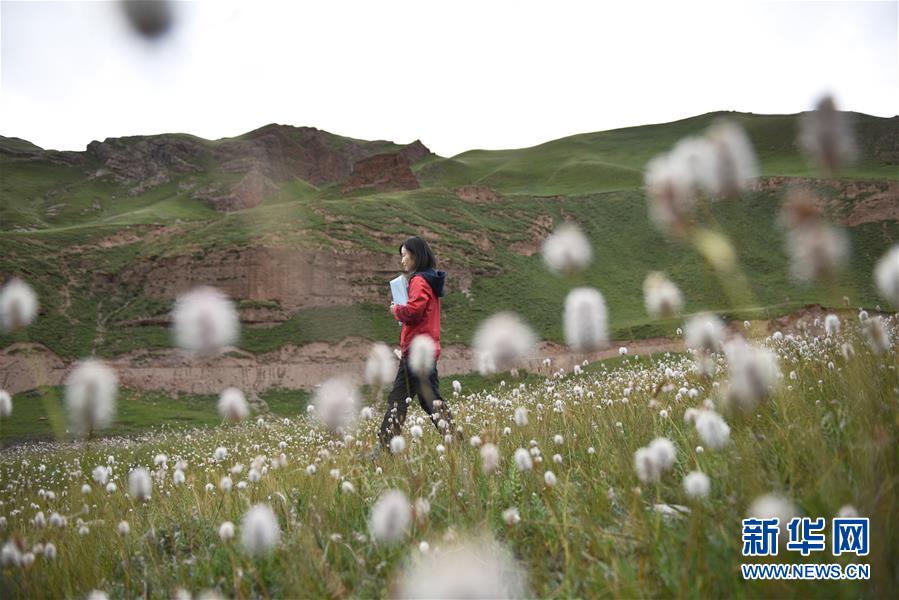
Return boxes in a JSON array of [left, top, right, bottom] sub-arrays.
[[1, 0, 896, 157]]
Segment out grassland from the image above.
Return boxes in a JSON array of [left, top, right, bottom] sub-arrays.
[[1, 111, 896, 362], [0, 322, 895, 598]]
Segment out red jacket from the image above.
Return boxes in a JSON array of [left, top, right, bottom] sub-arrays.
[[394, 270, 445, 359]]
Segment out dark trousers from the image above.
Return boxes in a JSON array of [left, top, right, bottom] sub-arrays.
[[378, 357, 456, 447]]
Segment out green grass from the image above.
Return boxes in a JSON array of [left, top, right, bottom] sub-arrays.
[[1, 111, 896, 362], [0, 324, 895, 597], [0, 386, 312, 447]]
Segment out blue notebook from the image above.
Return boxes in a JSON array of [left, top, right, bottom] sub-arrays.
[[390, 275, 408, 306]]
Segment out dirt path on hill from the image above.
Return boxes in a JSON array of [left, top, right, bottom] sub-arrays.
[[0, 305, 846, 396]]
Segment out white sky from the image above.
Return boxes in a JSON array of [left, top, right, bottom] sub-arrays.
[[1, 0, 896, 157]]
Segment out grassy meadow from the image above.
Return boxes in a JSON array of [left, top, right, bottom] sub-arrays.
[[1, 110, 898, 598], [1, 321, 897, 597]]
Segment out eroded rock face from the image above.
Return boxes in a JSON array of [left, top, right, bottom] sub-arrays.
[[341, 152, 420, 193], [455, 185, 504, 203], [93, 246, 472, 314], [193, 170, 277, 212], [81, 125, 433, 204], [753, 177, 898, 226]]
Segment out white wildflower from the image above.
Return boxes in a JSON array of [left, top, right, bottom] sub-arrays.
[[683, 471, 711, 499], [312, 377, 360, 433], [64, 359, 118, 437], [473, 312, 537, 374], [408, 334, 437, 377], [365, 342, 397, 387], [217, 387, 249, 422], [643, 272, 684, 319], [563, 287, 609, 352], [0, 278, 39, 332], [172, 286, 239, 354], [240, 504, 280, 557], [541, 223, 592, 274], [368, 490, 411, 544]]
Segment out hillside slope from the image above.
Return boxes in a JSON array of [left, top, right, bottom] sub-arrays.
[[0, 112, 896, 365]]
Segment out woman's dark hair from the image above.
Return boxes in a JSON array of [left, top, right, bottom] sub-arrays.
[[399, 236, 436, 272]]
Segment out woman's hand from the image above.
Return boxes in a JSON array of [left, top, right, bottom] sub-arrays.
[[389, 303, 397, 317]]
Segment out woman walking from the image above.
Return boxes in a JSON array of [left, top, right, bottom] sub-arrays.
[[380, 236, 457, 448]]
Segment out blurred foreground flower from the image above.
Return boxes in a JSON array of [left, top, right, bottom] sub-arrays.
[[799, 95, 857, 175], [643, 272, 684, 319], [541, 223, 592, 274], [394, 535, 528, 599], [366, 342, 397, 386], [875, 245, 899, 308], [218, 387, 249, 422], [172, 286, 239, 355], [0, 278, 39, 332], [369, 490, 411, 544], [65, 359, 118, 437], [312, 377, 360, 433], [563, 287, 609, 352], [473, 312, 537, 375], [241, 504, 280, 557]]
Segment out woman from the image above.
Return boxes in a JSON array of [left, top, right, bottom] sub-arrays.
[[379, 236, 457, 448]]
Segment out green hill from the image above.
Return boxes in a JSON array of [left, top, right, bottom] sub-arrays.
[[0, 111, 896, 362]]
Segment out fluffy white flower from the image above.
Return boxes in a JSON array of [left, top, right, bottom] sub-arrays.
[[703, 119, 759, 196], [683, 471, 711, 499], [649, 437, 676, 469], [395, 536, 528, 599], [365, 342, 397, 387], [408, 335, 437, 377], [0, 278, 39, 332], [786, 222, 849, 283], [514, 448, 533, 471], [799, 95, 857, 175], [172, 286, 239, 354], [240, 504, 280, 557], [312, 377, 360, 433], [1, 539, 21, 566], [724, 339, 781, 409], [480, 443, 500, 474], [117, 521, 130, 536], [875, 245, 899, 308], [217, 387, 249, 422], [863, 317, 891, 355], [695, 411, 731, 450], [836, 505, 859, 519], [219, 521, 235, 542], [368, 490, 411, 544], [513, 406, 528, 427], [214, 446, 228, 461], [389, 435, 406, 455], [824, 314, 840, 337], [452, 380, 462, 394], [502, 507, 521, 526], [541, 223, 592, 274], [64, 359, 118, 437], [473, 312, 537, 374], [173, 469, 186, 485], [563, 287, 609, 352], [645, 153, 696, 235], [0, 390, 11, 418], [128, 468, 152, 501], [544, 471, 557, 487], [685, 313, 725, 354], [643, 272, 685, 319], [219, 476, 233, 492], [634, 438, 677, 483], [747, 493, 798, 533]]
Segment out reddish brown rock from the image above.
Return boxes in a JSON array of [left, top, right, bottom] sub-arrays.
[[341, 152, 420, 193]]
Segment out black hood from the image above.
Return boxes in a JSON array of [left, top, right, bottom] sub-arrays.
[[413, 268, 446, 298]]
